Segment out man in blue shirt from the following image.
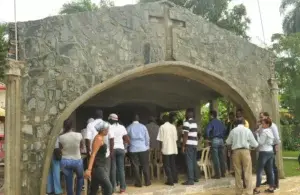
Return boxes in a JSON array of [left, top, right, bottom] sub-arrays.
[[205, 110, 226, 179], [127, 114, 151, 187]]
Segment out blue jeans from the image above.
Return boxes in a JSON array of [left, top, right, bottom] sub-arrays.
[[185, 145, 199, 183], [47, 157, 63, 194], [60, 158, 84, 195], [111, 149, 126, 191], [211, 138, 226, 177], [256, 151, 274, 187]]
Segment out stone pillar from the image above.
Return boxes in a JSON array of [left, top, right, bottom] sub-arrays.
[[194, 101, 203, 133], [4, 59, 24, 195], [268, 76, 285, 179], [209, 100, 218, 113]]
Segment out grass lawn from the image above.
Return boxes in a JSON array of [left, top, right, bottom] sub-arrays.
[[284, 159, 300, 177], [282, 150, 299, 158], [282, 150, 300, 177]]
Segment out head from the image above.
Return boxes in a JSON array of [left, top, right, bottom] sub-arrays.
[[148, 116, 156, 123], [108, 113, 118, 124], [185, 108, 194, 120], [235, 117, 245, 126], [169, 112, 177, 124], [228, 112, 235, 121], [63, 118, 72, 133], [95, 109, 103, 119], [261, 118, 272, 129], [209, 110, 217, 119], [259, 111, 270, 121], [95, 121, 110, 136], [162, 114, 169, 123], [133, 114, 139, 122], [236, 108, 244, 118]]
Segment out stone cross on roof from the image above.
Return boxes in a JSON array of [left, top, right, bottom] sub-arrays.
[[148, 1, 186, 61]]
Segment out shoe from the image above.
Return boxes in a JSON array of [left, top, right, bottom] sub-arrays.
[[253, 189, 260, 194], [182, 181, 194, 185], [134, 183, 142, 187], [165, 182, 174, 186], [120, 189, 126, 194], [194, 179, 199, 182], [145, 182, 151, 187], [212, 176, 221, 179], [274, 187, 279, 191], [261, 181, 268, 185], [174, 180, 178, 184], [82, 186, 85, 191], [221, 174, 226, 178], [264, 188, 274, 193]]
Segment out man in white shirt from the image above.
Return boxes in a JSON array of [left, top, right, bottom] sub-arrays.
[[157, 114, 178, 186], [259, 112, 281, 189], [108, 113, 129, 193], [86, 110, 114, 173], [81, 118, 94, 154], [226, 118, 258, 195]]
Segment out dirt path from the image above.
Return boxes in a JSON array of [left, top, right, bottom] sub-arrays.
[[194, 176, 300, 195]]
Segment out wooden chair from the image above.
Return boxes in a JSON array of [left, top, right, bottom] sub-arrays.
[[197, 147, 211, 180], [124, 155, 132, 176], [148, 149, 155, 179]]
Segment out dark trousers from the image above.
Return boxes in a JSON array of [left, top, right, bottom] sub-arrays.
[[185, 145, 199, 183], [162, 154, 178, 184], [129, 150, 151, 186], [265, 145, 279, 187], [111, 149, 126, 191], [256, 151, 274, 188], [211, 138, 226, 177], [89, 166, 112, 195]]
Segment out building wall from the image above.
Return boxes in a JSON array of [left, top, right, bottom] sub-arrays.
[[10, 2, 275, 194]]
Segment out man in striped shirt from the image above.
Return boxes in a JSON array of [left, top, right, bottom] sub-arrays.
[[182, 108, 199, 185]]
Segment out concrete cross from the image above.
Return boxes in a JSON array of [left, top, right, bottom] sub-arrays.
[[149, 3, 186, 61]]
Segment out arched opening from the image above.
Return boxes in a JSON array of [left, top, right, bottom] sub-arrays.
[[40, 61, 256, 194]]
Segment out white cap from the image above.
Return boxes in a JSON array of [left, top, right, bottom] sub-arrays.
[[108, 113, 118, 121]]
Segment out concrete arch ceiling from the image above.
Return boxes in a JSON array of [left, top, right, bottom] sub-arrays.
[[83, 73, 221, 110], [40, 61, 256, 194]]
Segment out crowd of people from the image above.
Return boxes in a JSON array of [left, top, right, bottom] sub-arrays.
[[45, 108, 280, 195]]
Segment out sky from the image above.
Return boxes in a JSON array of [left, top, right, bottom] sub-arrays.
[[0, 0, 283, 47]]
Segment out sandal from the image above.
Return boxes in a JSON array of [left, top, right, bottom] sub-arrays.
[[264, 188, 274, 193], [253, 189, 260, 194]]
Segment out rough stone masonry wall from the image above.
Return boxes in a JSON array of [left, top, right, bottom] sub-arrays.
[[12, 1, 273, 194]]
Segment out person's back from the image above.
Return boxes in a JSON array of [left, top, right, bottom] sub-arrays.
[[157, 122, 178, 155], [111, 123, 127, 149], [226, 119, 258, 195], [59, 119, 84, 195], [228, 125, 258, 150], [146, 120, 160, 149], [59, 131, 82, 160], [127, 122, 149, 152]]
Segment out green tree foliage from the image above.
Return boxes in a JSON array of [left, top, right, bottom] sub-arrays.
[[59, 0, 114, 15], [280, 0, 300, 34], [272, 33, 300, 120], [0, 24, 8, 81], [140, 0, 250, 39]]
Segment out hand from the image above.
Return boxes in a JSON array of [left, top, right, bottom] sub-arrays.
[[275, 145, 279, 152], [182, 146, 185, 153], [84, 170, 91, 180], [204, 140, 211, 147]]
